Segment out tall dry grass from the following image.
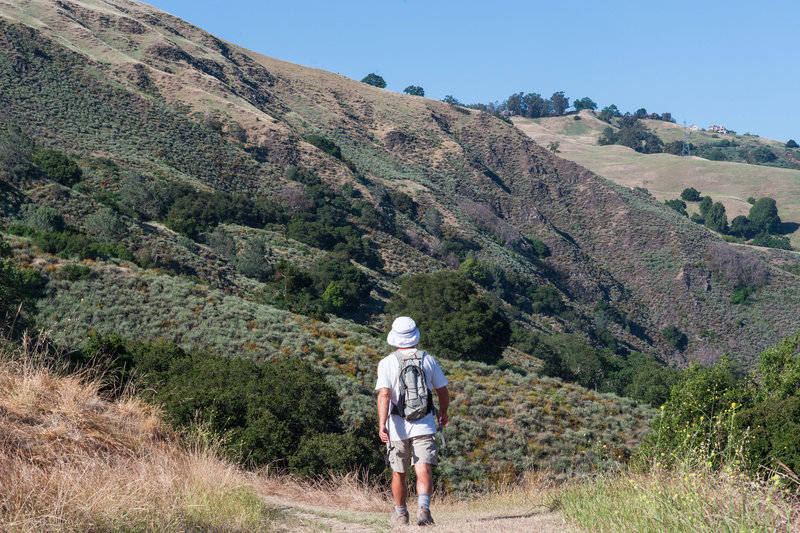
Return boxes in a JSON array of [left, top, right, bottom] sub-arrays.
[[0, 333, 289, 532], [553, 458, 800, 532]]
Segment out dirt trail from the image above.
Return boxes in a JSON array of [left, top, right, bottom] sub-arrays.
[[263, 495, 578, 532]]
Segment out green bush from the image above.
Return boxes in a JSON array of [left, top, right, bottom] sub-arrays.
[[664, 199, 687, 217], [661, 325, 687, 351], [750, 233, 791, 250], [7, 224, 136, 263], [21, 204, 65, 233], [0, 257, 45, 334], [681, 187, 701, 202], [386, 271, 510, 363], [81, 335, 382, 475], [32, 148, 82, 186], [306, 134, 343, 160]]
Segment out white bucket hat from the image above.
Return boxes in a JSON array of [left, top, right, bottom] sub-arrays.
[[387, 316, 420, 348]]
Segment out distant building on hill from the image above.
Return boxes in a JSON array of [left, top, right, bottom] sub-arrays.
[[708, 125, 729, 134], [690, 124, 699, 131]]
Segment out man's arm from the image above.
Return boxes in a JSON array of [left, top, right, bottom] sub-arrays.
[[435, 386, 449, 426], [377, 387, 391, 443]]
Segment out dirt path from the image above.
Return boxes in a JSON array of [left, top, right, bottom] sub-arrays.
[[263, 495, 578, 532]]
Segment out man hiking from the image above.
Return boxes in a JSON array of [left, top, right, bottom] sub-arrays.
[[376, 316, 449, 526]]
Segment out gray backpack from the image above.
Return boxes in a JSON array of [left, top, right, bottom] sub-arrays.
[[390, 350, 433, 422]]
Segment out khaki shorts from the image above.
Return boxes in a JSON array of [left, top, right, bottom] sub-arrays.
[[387, 434, 438, 473]]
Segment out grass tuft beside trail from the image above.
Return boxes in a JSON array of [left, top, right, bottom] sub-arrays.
[[553, 458, 799, 532]]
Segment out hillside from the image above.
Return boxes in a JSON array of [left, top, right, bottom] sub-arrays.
[[0, 337, 576, 532], [2, 0, 800, 493], [515, 112, 800, 247]]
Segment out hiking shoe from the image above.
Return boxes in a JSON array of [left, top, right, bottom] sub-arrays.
[[391, 511, 409, 526], [417, 507, 435, 526]]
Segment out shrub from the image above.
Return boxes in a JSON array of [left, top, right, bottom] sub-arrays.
[[786, 139, 799, 148], [681, 187, 701, 202], [21, 204, 65, 233], [85, 208, 128, 243], [306, 134, 343, 160], [0, 258, 45, 334], [750, 233, 791, 250], [664, 199, 687, 217], [661, 325, 687, 351], [386, 271, 510, 363], [81, 335, 382, 475], [32, 148, 82, 186]]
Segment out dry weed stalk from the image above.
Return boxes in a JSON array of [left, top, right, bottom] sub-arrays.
[[0, 332, 276, 532]]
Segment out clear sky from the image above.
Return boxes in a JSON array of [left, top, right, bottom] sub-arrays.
[[146, 0, 799, 142]]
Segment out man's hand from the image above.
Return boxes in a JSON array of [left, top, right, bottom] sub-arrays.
[[436, 386, 449, 427], [378, 425, 390, 443]]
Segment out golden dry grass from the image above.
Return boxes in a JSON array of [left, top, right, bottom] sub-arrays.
[[0, 333, 292, 532]]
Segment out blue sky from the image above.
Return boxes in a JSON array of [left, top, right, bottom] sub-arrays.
[[147, 0, 799, 142]]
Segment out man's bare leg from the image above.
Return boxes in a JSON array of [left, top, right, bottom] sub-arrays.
[[392, 471, 408, 506]]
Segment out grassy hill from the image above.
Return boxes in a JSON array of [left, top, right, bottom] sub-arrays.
[[515, 112, 800, 247], [2, 0, 800, 503]]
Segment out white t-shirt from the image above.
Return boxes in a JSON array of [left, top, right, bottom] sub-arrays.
[[375, 348, 448, 441]]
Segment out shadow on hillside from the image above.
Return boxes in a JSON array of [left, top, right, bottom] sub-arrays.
[[779, 222, 800, 235]]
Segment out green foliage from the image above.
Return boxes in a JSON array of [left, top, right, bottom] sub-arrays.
[[403, 85, 424, 96], [360, 73, 386, 88], [305, 134, 343, 160], [81, 335, 383, 475], [748, 197, 781, 235], [787, 139, 799, 148], [442, 95, 463, 106], [698, 196, 713, 217], [388, 190, 417, 217], [85, 208, 128, 243], [597, 104, 621, 122], [529, 236, 550, 258], [310, 253, 371, 312], [661, 325, 687, 351], [0, 257, 45, 334], [704, 201, 728, 233], [119, 178, 287, 238], [7, 224, 136, 263], [730, 282, 757, 304], [236, 237, 271, 281], [573, 97, 597, 111], [56, 264, 95, 281], [728, 215, 753, 239], [750, 233, 791, 250], [20, 204, 65, 233], [32, 148, 82, 186], [664, 199, 687, 217], [750, 146, 777, 163], [386, 271, 510, 363], [641, 333, 800, 483], [681, 187, 701, 202], [639, 357, 741, 466], [597, 117, 662, 153]]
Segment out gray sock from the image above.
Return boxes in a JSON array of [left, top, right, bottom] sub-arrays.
[[395, 505, 408, 516], [418, 493, 431, 510]]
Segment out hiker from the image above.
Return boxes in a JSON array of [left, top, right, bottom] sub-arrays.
[[376, 316, 449, 527]]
